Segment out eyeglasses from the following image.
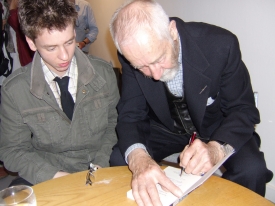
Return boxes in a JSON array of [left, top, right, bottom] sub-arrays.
[[85, 163, 98, 186]]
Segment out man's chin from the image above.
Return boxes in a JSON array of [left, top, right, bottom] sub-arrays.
[[159, 67, 179, 82]]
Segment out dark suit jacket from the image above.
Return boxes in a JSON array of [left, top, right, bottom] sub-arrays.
[[116, 17, 260, 157]]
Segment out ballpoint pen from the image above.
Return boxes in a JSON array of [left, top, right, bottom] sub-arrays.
[[180, 132, 197, 176]]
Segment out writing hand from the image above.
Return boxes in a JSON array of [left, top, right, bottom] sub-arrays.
[[179, 139, 224, 175], [128, 148, 183, 206]]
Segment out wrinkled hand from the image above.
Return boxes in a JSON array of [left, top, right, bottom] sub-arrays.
[[128, 149, 183, 206], [179, 140, 224, 175]]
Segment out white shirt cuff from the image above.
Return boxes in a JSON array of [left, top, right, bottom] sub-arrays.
[[125, 143, 148, 164]]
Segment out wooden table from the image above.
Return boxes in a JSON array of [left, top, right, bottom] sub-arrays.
[[32, 166, 274, 206]]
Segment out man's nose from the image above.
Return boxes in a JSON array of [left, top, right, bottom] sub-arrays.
[[58, 47, 69, 60], [149, 64, 163, 80]]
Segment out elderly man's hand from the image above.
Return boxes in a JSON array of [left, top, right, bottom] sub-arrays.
[[179, 139, 224, 175], [128, 148, 183, 206]]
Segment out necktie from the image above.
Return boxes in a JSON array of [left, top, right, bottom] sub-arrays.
[[54, 76, 75, 120]]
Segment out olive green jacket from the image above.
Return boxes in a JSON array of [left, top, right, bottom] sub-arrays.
[[0, 48, 119, 184]]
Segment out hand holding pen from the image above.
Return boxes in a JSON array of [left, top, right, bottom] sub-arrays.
[[189, 132, 197, 147], [180, 132, 196, 176]]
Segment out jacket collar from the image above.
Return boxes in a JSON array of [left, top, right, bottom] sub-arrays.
[[173, 17, 211, 130], [30, 47, 103, 99], [171, 17, 210, 73]]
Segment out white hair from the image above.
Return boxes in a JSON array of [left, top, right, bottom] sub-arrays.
[[109, 0, 172, 54]]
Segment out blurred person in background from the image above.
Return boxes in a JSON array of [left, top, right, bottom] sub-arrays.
[[70, 0, 98, 54]]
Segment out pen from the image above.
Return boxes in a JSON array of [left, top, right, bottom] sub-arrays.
[[189, 131, 196, 146], [180, 132, 197, 176]]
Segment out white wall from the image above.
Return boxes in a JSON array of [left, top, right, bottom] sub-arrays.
[[86, 0, 275, 201], [156, 0, 275, 201], [87, 0, 124, 68]]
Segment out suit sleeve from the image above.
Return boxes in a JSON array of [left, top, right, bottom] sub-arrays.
[[85, 5, 98, 43], [208, 34, 260, 152], [116, 53, 151, 157]]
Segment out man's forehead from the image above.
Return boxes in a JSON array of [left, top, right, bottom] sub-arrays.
[[121, 39, 168, 67], [121, 32, 165, 51], [34, 25, 75, 44]]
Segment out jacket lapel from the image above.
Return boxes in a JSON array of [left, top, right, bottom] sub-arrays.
[[135, 71, 174, 131], [74, 47, 106, 106], [175, 18, 212, 130], [30, 52, 62, 115]]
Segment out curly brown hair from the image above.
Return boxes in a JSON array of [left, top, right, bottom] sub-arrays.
[[18, 0, 77, 41]]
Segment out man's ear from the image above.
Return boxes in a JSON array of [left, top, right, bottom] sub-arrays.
[[25, 36, 37, 51], [169, 20, 178, 41]]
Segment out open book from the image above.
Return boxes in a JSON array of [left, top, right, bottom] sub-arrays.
[[127, 145, 234, 206]]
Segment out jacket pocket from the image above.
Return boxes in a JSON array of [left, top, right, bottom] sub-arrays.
[[22, 107, 68, 150], [81, 94, 110, 136]]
